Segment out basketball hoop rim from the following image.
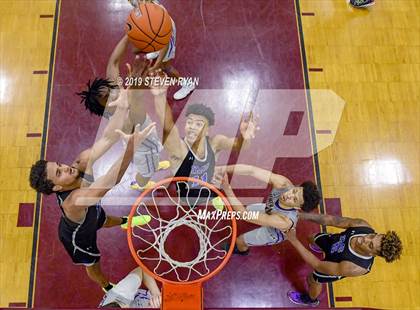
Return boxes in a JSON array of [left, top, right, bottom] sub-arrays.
[[127, 176, 237, 286]]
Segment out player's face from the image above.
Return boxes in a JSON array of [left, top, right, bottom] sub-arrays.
[[185, 114, 209, 144], [279, 187, 304, 208], [355, 233, 383, 256], [46, 161, 80, 191]]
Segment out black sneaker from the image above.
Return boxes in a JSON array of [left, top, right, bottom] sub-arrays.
[[222, 242, 249, 256], [350, 0, 375, 8], [287, 291, 320, 307]]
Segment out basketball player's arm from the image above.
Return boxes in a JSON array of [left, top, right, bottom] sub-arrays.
[[106, 35, 129, 82], [222, 177, 292, 231], [213, 113, 258, 152], [142, 271, 161, 307], [286, 231, 368, 277], [299, 213, 371, 229], [149, 43, 169, 72], [223, 164, 293, 188], [73, 91, 130, 174], [153, 90, 186, 159], [65, 124, 154, 208]]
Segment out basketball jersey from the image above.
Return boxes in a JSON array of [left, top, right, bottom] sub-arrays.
[[321, 226, 375, 272], [174, 137, 215, 197], [265, 187, 299, 230], [56, 173, 103, 256]]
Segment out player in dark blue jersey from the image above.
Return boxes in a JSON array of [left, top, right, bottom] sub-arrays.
[[286, 213, 402, 306]]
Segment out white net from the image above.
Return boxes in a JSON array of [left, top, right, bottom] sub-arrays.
[[131, 181, 233, 282]]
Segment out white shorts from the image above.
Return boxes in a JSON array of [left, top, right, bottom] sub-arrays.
[[99, 272, 141, 307], [243, 203, 286, 247], [133, 115, 163, 178], [163, 18, 176, 62]]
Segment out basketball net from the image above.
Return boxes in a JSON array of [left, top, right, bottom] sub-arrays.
[[128, 177, 237, 310]]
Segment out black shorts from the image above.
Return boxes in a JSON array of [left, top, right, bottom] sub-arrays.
[[312, 232, 344, 283], [58, 205, 107, 266]]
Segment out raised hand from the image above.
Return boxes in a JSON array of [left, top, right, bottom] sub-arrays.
[[149, 293, 162, 308], [240, 112, 260, 140], [220, 173, 233, 194], [148, 69, 169, 96], [212, 165, 228, 186], [285, 228, 298, 242], [115, 122, 156, 149], [107, 88, 129, 109]]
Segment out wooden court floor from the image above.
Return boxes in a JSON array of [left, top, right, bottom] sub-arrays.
[[0, 0, 418, 309]]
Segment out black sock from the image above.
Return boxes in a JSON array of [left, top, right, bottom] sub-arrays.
[[120, 217, 128, 225], [302, 293, 317, 303], [104, 283, 113, 291]]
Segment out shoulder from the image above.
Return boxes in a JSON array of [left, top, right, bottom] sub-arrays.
[[73, 148, 92, 171]]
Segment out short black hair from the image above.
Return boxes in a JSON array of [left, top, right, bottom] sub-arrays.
[[300, 181, 321, 212], [76, 78, 117, 116], [29, 160, 55, 195], [185, 103, 215, 126]]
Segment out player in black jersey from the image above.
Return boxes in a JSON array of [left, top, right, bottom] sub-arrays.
[[285, 213, 402, 306], [29, 90, 156, 292], [150, 71, 258, 200]]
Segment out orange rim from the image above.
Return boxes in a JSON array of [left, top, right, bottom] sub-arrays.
[[127, 176, 237, 285]]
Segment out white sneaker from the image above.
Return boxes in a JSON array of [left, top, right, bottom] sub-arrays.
[[173, 83, 196, 100], [146, 51, 160, 60]]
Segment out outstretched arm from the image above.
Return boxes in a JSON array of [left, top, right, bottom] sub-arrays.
[[220, 164, 293, 189], [212, 112, 259, 152], [106, 35, 129, 82], [299, 212, 371, 229], [151, 72, 186, 160], [66, 123, 156, 209], [148, 43, 169, 72], [74, 90, 130, 174], [221, 175, 292, 231], [286, 229, 367, 277]]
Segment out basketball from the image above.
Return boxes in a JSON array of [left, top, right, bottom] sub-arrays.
[[125, 3, 173, 53]]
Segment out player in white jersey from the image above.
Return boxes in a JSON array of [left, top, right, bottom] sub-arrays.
[[218, 165, 321, 254], [77, 34, 170, 192], [129, 0, 196, 100], [99, 267, 161, 308]]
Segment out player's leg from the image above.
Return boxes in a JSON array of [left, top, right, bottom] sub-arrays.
[[236, 234, 249, 252], [85, 261, 113, 291], [131, 114, 169, 190], [103, 215, 123, 227], [287, 272, 321, 306], [307, 273, 323, 301]]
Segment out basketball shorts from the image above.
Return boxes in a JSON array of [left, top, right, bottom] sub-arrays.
[[100, 272, 141, 307], [58, 205, 106, 266], [133, 115, 163, 178], [243, 203, 286, 246], [163, 19, 176, 62]]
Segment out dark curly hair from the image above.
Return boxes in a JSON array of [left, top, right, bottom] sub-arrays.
[[300, 181, 321, 212], [185, 103, 215, 126], [379, 231, 402, 263], [76, 78, 118, 116], [29, 160, 55, 195]]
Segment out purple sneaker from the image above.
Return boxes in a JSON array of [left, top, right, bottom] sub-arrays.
[[287, 291, 320, 307], [309, 243, 323, 254], [349, 0, 375, 8]]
